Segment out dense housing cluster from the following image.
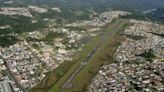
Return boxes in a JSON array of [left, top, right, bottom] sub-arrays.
[[88, 20, 164, 92]]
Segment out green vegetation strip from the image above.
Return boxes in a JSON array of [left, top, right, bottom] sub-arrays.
[[31, 19, 130, 92], [50, 19, 129, 92], [31, 28, 101, 92]]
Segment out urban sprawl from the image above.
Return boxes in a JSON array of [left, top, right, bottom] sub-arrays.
[[0, 5, 164, 92]]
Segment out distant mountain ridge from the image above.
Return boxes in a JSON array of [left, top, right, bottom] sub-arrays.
[[0, 0, 164, 22], [1, 0, 164, 12], [146, 8, 164, 23]]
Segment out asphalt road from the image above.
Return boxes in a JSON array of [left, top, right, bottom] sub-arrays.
[[0, 56, 27, 92], [61, 47, 98, 88]]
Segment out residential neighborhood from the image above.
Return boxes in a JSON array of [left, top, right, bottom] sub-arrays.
[[0, 0, 164, 91], [88, 20, 164, 92]]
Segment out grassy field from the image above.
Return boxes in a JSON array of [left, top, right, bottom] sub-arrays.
[[31, 19, 130, 92], [50, 19, 130, 92], [31, 25, 101, 92]]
